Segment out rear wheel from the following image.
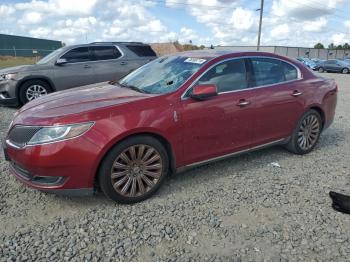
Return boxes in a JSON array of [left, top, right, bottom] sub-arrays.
[[19, 80, 51, 104], [98, 136, 169, 204], [286, 110, 322, 155], [342, 68, 349, 74], [318, 67, 325, 73]]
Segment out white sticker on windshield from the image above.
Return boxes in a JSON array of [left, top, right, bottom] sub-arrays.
[[184, 58, 207, 64]]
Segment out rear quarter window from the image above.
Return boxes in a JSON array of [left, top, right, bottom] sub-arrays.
[[126, 45, 157, 57]]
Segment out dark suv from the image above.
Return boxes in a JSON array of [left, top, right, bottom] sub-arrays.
[[0, 42, 157, 106]]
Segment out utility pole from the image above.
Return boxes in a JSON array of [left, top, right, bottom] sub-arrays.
[[257, 0, 264, 51]]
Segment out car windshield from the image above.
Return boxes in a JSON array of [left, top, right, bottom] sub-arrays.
[[118, 56, 207, 94], [36, 48, 65, 65]]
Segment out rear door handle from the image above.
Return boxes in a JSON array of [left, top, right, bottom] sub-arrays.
[[84, 64, 91, 68], [120, 61, 127, 65], [291, 90, 302, 97], [237, 99, 251, 107]]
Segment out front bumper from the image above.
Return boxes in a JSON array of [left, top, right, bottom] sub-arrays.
[[3, 134, 100, 196], [0, 80, 19, 107]]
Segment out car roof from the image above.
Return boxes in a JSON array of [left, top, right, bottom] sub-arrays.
[[174, 50, 235, 59], [64, 42, 150, 49]]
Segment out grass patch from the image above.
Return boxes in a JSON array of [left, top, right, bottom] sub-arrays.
[[0, 56, 38, 69]]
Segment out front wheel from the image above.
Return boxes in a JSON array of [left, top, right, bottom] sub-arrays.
[[342, 68, 349, 74], [318, 67, 325, 73], [286, 110, 322, 155], [98, 136, 169, 204], [19, 80, 51, 104]]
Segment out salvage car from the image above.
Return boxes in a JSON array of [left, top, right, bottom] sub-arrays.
[[0, 42, 157, 106], [318, 59, 350, 74], [3, 51, 338, 203]]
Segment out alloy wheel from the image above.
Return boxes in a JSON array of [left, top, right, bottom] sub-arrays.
[[110, 144, 163, 197], [342, 68, 349, 74], [26, 85, 48, 101], [297, 114, 320, 151]]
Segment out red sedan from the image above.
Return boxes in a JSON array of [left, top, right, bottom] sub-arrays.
[[3, 51, 337, 203]]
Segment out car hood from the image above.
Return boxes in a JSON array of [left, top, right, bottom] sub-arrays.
[[0, 64, 38, 74], [15, 82, 155, 124]]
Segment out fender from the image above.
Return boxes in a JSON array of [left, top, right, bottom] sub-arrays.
[[88, 127, 177, 186], [16, 75, 57, 97]]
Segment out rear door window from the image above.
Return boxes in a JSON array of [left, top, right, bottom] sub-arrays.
[[61, 47, 91, 63], [91, 46, 122, 61], [250, 58, 298, 87], [126, 45, 156, 57]]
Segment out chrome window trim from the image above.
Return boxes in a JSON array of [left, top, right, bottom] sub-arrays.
[[181, 55, 302, 100], [57, 45, 125, 65]]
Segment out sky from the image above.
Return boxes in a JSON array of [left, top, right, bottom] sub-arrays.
[[0, 0, 350, 47]]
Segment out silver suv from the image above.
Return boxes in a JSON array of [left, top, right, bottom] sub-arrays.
[[0, 42, 157, 106]]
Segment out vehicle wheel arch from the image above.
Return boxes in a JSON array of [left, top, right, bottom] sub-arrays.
[[93, 131, 177, 190], [16, 76, 56, 100], [307, 105, 325, 129]]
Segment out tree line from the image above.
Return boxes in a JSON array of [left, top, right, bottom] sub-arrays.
[[314, 43, 350, 50]]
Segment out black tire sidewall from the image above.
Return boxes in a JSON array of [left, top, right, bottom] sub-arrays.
[[98, 136, 169, 204], [19, 80, 51, 104], [289, 110, 322, 154]]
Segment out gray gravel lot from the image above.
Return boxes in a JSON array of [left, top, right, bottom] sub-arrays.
[[1, 73, 350, 261]]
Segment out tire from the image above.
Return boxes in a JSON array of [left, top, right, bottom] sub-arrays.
[[342, 68, 349, 74], [19, 80, 51, 104], [98, 135, 169, 204], [285, 109, 322, 155], [318, 67, 324, 73]]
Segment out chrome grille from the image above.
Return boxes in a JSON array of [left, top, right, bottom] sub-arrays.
[[7, 126, 41, 147]]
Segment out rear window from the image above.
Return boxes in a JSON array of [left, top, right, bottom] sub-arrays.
[[126, 45, 156, 57], [91, 46, 122, 61]]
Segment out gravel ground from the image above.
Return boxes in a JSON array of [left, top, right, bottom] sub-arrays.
[[1, 73, 350, 261]]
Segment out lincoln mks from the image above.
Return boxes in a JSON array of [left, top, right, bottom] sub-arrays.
[[3, 51, 337, 203]]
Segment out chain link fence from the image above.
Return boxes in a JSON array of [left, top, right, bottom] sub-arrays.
[[214, 46, 350, 60], [0, 48, 57, 58]]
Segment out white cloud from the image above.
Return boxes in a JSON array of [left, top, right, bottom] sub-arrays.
[[1, 0, 349, 47], [332, 33, 346, 45], [29, 27, 52, 38], [270, 24, 290, 39], [20, 11, 43, 24], [303, 17, 327, 32], [230, 7, 256, 30], [0, 5, 15, 17], [271, 0, 347, 20], [345, 20, 350, 29], [15, 0, 98, 16]]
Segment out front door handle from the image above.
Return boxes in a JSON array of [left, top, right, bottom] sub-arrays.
[[237, 99, 251, 107], [291, 90, 302, 97], [120, 61, 127, 65], [84, 64, 91, 69]]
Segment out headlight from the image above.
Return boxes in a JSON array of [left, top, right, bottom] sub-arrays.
[[0, 73, 17, 81], [27, 122, 94, 145]]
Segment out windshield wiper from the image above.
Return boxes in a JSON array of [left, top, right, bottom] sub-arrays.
[[118, 82, 147, 94]]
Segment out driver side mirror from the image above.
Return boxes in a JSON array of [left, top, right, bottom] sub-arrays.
[[190, 84, 218, 100], [55, 58, 68, 66]]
